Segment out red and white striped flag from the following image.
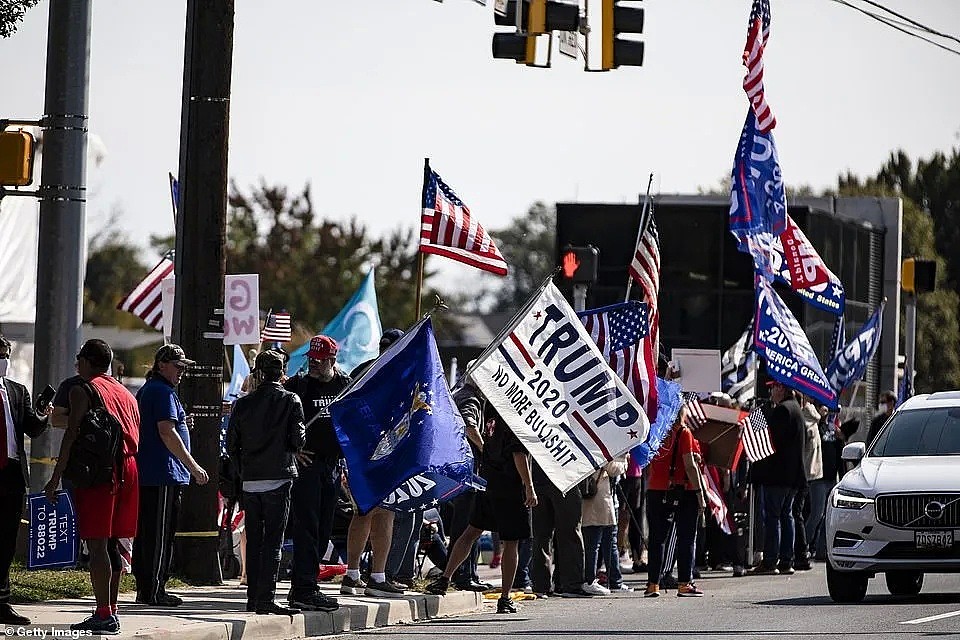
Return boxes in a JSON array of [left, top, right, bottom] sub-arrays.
[[681, 391, 708, 431], [739, 406, 775, 462], [420, 164, 508, 276], [117, 250, 174, 330], [627, 204, 660, 419], [703, 466, 733, 534], [261, 310, 292, 343], [743, 0, 776, 133]]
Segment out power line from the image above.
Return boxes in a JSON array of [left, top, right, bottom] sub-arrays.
[[857, 0, 960, 46], [830, 0, 960, 57]]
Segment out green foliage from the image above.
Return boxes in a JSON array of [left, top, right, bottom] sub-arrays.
[[488, 202, 556, 312], [0, 0, 39, 38], [83, 215, 151, 330], [11, 563, 137, 603]]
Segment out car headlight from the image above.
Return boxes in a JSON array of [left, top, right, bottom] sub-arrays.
[[832, 488, 874, 510]]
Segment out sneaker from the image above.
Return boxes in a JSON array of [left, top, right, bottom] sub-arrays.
[[793, 561, 813, 571], [778, 564, 796, 575], [747, 564, 779, 576], [677, 582, 704, 597], [597, 570, 608, 586], [365, 578, 406, 598], [489, 554, 502, 569], [613, 584, 635, 592], [453, 580, 488, 592], [425, 575, 450, 595], [632, 562, 648, 574], [136, 592, 183, 607], [392, 576, 415, 589], [582, 581, 611, 596], [557, 588, 594, 598], [711, 564, 734, 572], [643, 584, 660, 598], [732, 565, 746, 578], [496, 596, 517, 614], [289, 593, 338, 612], [71, 613, 120, 635], [340, 575, 367, 596], [317, 563, 348, 581], [256, 602, 302, 615]]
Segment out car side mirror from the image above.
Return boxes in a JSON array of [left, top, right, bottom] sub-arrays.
[[841, 442, 866, 463]]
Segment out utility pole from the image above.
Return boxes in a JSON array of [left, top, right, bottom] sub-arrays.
[[172, 0, 234, 584], [30, 0, 92, 493]]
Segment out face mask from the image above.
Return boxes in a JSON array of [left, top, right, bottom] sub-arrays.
[[0, 360, 8, 377]]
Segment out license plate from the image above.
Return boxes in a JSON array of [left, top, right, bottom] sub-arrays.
[[915, 530, 954, 549]]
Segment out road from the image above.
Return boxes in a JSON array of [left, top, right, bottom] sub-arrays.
[[348, 565, 960, 639]]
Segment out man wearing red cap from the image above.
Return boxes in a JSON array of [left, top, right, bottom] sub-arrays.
[[283, 335, 349, 611]]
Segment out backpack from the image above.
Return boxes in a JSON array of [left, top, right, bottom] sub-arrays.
[[63, 384, 123, 489], [580, 471, 600, 499]]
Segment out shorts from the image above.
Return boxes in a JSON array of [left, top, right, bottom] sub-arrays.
[[469, 476, 531, 541], [73, 456, 139, 539]]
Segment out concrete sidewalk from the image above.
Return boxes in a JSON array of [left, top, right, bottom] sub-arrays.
[[12, 579, 483, 640]]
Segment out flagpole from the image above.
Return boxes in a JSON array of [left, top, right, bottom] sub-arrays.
[[625, 173, 655, 303], [415, 157, 431, 321], [414, 253, 425, 320]]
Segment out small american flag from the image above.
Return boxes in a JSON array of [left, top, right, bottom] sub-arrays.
[[627, 203, 661, 419], [579, 301, 653, 408], [117, 250, 175, 330], [739, 406, 775, 462], [743, 0, 776, 133], [420, 164, 508, 276], [703, 466, 733, 534], [261, 310, 292, 343], [681, 391, 708, 431]]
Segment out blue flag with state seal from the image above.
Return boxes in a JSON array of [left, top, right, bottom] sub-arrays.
[[754, 278, 838, 408], [329, 317, 483, 514], [826, 301, 884, 394]]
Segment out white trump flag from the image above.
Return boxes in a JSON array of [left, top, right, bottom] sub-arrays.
[[471, 282, 650, 494]]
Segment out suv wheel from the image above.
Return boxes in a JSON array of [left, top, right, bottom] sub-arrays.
[[826, 560, 869, 603], [885, 571, 924, 596]]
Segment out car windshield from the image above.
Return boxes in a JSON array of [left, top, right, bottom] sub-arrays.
[[870, 407, 960, 456]]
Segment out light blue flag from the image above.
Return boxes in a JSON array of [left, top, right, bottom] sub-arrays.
[[287, 269, 382, 376], [225, 344, 250, 402]]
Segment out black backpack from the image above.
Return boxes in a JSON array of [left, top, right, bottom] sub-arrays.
[[63, 384, 123, 489]]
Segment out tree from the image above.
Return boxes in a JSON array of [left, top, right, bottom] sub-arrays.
[[83, 213, 152, 329], [488, 202, 556, 312], [0, 0, 38, 38]]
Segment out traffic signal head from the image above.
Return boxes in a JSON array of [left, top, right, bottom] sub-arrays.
[[0, 130, 36, 187], [902, 257, 937, 294], [492, 32, 537, 64], [493, 0, 580, 64], [560, 245, 599, 284], [601, 0, 645, 70]]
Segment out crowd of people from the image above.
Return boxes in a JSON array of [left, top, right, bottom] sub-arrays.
[[0, 329, 881, 633]]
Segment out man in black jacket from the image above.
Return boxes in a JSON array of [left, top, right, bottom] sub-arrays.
[[227, 351, 321, 615], [748, 381, 806, 575], [0, 336, 49, 624]]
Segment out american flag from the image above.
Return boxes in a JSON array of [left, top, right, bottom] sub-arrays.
[[261, 310, 292, 343], [117, 250, 175, 330], [420, 164, 508, 276], [579, 301, 653, 410], [627, 203, 661, 418], [739, 406, 775, 462], [681, 391, 707, 431], [703, 466, 733, 534], [743, 0, 776, 133]]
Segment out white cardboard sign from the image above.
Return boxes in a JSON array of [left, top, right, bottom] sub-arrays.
[[223, 274, 260, 345]]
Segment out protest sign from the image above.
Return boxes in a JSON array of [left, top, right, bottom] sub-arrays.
[[28, 491, 77, 570], [223, 274, 260, 345]]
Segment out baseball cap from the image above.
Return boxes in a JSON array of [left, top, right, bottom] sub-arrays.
[[306, 335, 338, 360], [155, 344, 197, 367], [765, 380, 783, 387], [254, 350, 285, 373], [379, 328, 404, 349]]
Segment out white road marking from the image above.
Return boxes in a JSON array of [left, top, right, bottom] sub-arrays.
[[901, 609, 960, 625]]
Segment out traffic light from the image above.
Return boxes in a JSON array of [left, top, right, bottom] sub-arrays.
[[560, 245, 599, 284], [902, 257, 937, 294], [493, 0, 580, 64], [600, 0, 645, 70], [0, 130, 36, 187]]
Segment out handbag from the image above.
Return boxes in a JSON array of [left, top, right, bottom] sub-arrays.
[[580, 471, 601, 499]]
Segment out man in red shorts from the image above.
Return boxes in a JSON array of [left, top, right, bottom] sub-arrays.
[[46, 339, 140, 635]]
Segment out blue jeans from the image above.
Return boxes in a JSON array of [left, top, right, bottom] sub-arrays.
[[387, 509, 421, 581], [512, 538, 532, 589], [583, 525, 622, 587], [289, 460, 341, 598], [761, 485, 797, 568], [806, 479, 830, 558]]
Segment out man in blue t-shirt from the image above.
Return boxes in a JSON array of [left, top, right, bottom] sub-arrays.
[[133, 345, 209, 606]]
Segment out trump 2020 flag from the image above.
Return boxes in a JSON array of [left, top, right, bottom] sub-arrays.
[[28, 491, 77, 570], [471, 281, 650, 494], [287, 268, 382, 376], [329, 318, 481, 514], [754, 278, 838, 408], [826, 301, 884, 394]]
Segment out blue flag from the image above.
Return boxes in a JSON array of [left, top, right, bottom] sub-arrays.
[[329, 318, 482, 514], [826, 302, 884, 394], [754, 278, 838, 408], [287, 268, 382, 376], [28, 491, 78, 570], [631, 377, 683, 468], [897, 359, 913, 408], [221, 345, 252, 455]]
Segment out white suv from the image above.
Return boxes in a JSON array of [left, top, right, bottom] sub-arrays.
[[825, 391, 960, 603]]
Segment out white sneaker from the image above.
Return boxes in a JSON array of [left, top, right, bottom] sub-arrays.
[[615, 584, 635, 592], [582, 580, 611, 596]]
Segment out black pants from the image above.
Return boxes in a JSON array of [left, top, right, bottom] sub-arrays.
[[530, 481, 584, 593], [444, 490, 479, 585], [0, 465, 25, 605], [244, 484, 292, 608], [793, 484, 810, 563], [621, 476, 646, 561], [647, 489, 699, 585], [133, 485, 182, 602], [289, 460, 340, 599]]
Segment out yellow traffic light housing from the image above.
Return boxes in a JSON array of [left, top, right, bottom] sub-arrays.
[[902, 257, 937, 294], [601, 0, 645, 70], [0, 130, 36, 187]]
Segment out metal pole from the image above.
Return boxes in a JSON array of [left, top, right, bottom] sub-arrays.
[[624, 174, 654, 303], [172, 0, 234, 584], [904, 293, 916, 391], [30, 0, 92, 494], [572, 284, 588, 313]]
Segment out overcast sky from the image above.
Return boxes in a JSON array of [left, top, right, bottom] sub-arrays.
[[3, 0, 959, 270]]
